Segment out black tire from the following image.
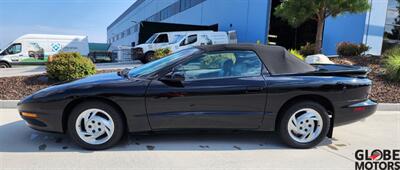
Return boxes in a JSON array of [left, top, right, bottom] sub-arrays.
[[143, 51, 154, 64], [278, 101, 330, 149], [0, 62, 10, 68], [67, 101, 125, 150]]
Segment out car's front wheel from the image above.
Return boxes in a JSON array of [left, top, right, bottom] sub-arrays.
[[67, 101, 124, 150], [278, 101, 330, 149]]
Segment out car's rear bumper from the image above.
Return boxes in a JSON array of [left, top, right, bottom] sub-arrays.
[[334, 99, 377, 126]]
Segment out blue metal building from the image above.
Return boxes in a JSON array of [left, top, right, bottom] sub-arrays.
[[107, 0, 389, 55]]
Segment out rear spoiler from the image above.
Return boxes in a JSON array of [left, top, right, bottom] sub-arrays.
[[305, 64, 371, 78]]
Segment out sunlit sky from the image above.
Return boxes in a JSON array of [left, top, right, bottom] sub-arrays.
[[0, 0, 134, 49]]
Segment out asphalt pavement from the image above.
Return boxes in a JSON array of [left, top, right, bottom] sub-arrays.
[[0, 109, 399, 170], [0, 62, 141, 78]]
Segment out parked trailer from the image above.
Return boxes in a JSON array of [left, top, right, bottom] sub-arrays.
[[0, 34, 89, 68]]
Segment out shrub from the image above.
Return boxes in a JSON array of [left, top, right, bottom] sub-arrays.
[[299, 43, 316, 56], [289, 49, 304, 61], [336, 42, 370, 57], [383, 45, 400, 58], [152, 48, 172, 61], [383, 47, 400, 82], [46, 52, 96, 81]]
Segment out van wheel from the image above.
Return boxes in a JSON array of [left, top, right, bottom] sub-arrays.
[[143, 51, 154, 63], [0, 62, 10, 68], [278, 101, 330, 149]]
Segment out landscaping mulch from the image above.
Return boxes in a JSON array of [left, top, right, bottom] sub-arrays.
[[0, 69, 121, 100], [331, 56, 400, 103]]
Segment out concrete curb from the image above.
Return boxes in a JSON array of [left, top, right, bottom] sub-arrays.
[[0, 100, 399, 111], [377, 103, 400, 112], [0, 100, 19, 108]]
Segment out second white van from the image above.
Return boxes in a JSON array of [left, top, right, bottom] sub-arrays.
[[133, 30, 236, 63]]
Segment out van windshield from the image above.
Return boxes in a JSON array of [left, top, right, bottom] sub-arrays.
[[145, 34, 158, 44], [129, 48, 199, 78]]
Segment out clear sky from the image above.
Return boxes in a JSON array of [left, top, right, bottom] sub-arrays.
[[0, 0, 134, 49]]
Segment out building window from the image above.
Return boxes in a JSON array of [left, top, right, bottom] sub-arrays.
[[180, 0, 191, 11], [180, 0, 204, 12], [161, 2, 180, 20], [383, 0, 400, 52], [127, 28, 131, 35], [147, 12, 161, 22], [133, 24, 138, 32]]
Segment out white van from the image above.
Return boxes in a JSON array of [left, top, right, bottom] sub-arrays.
[[133, 30, 236, 63], [0, 34, 89, 68]]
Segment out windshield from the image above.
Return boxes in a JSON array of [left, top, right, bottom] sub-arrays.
[[145, 34, 158, 44], [170, 34, 185, 44], [129, 48, 199, 78]]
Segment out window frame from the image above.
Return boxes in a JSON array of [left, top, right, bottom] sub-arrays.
[[6, 43, 22, 55], [154, 34, 169, 43], [180, 34, 198, 46], [172, 50, 264, 82]]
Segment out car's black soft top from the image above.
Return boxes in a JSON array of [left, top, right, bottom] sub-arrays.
[[196, 44, 316, 75]]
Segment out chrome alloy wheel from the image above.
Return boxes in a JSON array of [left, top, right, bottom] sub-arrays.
[[287, 108, 323, 143], [75, 108, 115, 145]]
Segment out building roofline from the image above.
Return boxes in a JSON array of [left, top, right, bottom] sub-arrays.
[[107, 0, 145, 31]]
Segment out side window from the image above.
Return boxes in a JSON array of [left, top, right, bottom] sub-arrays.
[[180, 34, 197, 46], [7, 43, 22, 54], [154, 34, 169, 43], [175, 51, 262, 80]]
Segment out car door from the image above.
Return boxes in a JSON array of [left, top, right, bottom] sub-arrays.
[[145, 50, 267, 130], [3, 43, 23, 63]]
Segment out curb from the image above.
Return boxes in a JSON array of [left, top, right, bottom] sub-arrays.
[[377, 103, 400, 112], [0, 100, 399, 111], [0, 100, 19, 109]]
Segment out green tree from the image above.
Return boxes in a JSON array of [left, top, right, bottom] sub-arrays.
[[274, 0, 370, 53]]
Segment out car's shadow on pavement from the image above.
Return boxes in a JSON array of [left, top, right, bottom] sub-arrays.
[[0, 120, 332, 152]]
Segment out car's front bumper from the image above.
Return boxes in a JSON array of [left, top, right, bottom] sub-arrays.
[[18, 100, 65, 133], [334, 99, 377, 126]]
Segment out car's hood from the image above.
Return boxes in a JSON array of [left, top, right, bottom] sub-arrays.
[[27, 73, 128, 99], [67, 72, 124, 85]]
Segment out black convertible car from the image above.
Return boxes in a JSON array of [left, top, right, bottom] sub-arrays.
[[18, 44, 377, 150]]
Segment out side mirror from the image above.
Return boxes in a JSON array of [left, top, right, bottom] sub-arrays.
[[160, 71, 185, 82]]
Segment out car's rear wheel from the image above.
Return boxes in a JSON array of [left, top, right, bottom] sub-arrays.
[[67, 101, 124, 150], [278, 101, 330, 149]]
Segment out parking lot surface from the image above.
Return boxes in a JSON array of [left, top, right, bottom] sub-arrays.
[[0, 109, 399, 170]]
